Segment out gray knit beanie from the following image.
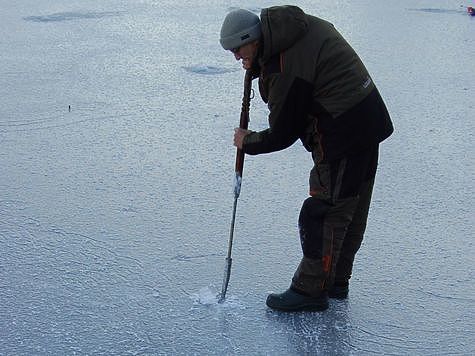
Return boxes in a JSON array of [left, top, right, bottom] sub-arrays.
[[220, 9, 262, 50]]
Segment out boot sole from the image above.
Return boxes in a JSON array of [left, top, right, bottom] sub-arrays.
[[266, 300, 329, 312], [328, 292, 348, 299], [328, 287, 349, 299]]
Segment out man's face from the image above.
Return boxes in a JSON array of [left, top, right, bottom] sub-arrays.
[[232, 41, 259, 70]]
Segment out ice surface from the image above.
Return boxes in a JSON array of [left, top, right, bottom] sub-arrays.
[[1, 0, 474, 355]]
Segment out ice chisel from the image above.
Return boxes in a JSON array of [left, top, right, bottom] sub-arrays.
[[218, 69, 253, 303]]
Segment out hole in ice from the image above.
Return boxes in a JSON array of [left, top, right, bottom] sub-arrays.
[[183, 65, 238, 75], [407, 8, 465, 14], [228, 7, 261, 14], [191, 286, 242, 307], [171, 253, 219, 262], [23, 11, 121, 22], [23, 11, 122, 23], [192, 286, 220, 305]]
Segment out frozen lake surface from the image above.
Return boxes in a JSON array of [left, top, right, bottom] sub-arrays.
[[1, 0, 474, 354]]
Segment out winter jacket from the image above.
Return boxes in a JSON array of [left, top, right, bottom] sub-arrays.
[[242, 5, 393, 162]]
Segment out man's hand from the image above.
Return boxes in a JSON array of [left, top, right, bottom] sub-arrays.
[[234, 128, 251, 149]]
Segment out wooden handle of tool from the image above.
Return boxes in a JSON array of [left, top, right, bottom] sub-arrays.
[[235, 69, 253, 175]]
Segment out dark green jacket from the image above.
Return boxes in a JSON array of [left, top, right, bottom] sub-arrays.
[[243, 6, 393, 161]]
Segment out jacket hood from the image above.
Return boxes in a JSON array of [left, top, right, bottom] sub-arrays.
[[260, 6, 308, 62]]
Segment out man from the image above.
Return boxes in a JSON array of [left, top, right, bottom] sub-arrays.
[[220, 6, 393, 312]]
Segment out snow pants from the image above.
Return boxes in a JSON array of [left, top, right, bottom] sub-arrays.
[[291, 145, 378, 295]]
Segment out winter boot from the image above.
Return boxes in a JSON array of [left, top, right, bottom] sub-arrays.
[[328, 281, 349, 299], [266, 288, 328, 312], [266, 257, 329, 312]]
